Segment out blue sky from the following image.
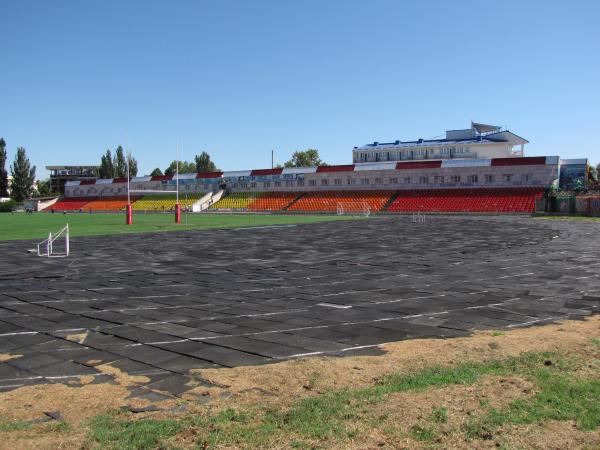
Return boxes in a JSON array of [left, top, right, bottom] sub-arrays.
[[1, 0, 599, 178]]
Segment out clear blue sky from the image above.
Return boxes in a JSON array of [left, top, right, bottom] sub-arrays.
[[1, 0, 599, 178]]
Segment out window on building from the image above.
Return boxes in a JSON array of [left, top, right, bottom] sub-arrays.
[[521, 174, 531, 183], [450, 175, 461, 183], [361, 178, 370, 185], [419, 176, 428, 184], [309, 179, 316, 186], [321, 179, 329, 186], [485, 174, 494, 183], [404, 177, 411, 184], [274, 181, 281, 187], [467, 175, 478, 183], [389, 177, 398, 184], [503, 174, 513, 182], [250, 182, 256, 188], [297, 179, 305, 187], [375, 177, 382, 185], [264, 181, 271, 188], [286, 180, 293, 187], [434, 175, 444, 184], [334, 178, 342, 186]]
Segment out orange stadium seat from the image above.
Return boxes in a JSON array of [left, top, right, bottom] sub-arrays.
[[247, 192, 300, 211], [83, 196, 138, 211], [288, 191, 394, 213]]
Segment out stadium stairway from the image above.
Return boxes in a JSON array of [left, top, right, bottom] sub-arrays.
[[282, 193, 305, 211], [381, 191, 401, 212]]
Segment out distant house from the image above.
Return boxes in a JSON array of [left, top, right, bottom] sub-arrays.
[[46, 165, 99, 195]]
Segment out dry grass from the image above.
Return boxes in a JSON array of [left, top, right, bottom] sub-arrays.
[[0, 316, 598, 449]]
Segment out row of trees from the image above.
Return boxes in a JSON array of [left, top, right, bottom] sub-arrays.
[[0, 138, 37, 201], [98, 146, 138, 179], [146, 148, 326, 176], [148, 151, 220, 177], [0, 142, 330, 202]]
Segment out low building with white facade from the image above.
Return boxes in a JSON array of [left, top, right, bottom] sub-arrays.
[[353, 122, 528, 163]]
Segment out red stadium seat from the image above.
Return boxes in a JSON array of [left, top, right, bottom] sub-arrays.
[[386, 188, 544, 213]]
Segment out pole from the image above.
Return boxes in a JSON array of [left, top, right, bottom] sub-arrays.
[[175, 139, 181, 223], [126, 140, 133, 225], [271, 150, 274, 169]]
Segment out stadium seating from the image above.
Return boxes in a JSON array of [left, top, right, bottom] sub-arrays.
[[209, 192, 265, 210], [132, 193, 204, 211], [386, 188, 544, 213], [247, 192, 299, 211], [287, 191, 394, 213], [47, 197, 95, 211], [83, 196, 137, 211]]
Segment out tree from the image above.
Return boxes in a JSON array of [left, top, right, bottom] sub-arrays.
[[99, 150, 114, 178], [113, 146, 127, 178], [194, 151, 218, 173], [99, 146, 137, 178], [10, 147, 36, 201], [150, 167, 163, 176], [126, 153, 138, 178], [36, 179, 54, 197], [283, 149, 327, 168], [164, 160, 196, 176], [589, 164, 598, 184], [0, 138, 8, 197]]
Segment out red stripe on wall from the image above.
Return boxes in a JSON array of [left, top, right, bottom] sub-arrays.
[[196, 172, 223, 179], [150, 175, 174, 181], [395, 161, 442, 170], [491, 157, 547, 166], [316, 165, 355, 173], [250, 168, 284, 176]]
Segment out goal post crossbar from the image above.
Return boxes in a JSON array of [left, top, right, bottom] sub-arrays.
[[336, 201, 371, 217]]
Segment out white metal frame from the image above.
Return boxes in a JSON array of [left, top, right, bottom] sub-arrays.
[[412, 212, 426, 223], [336, 201, 371, 217], [37, 224, 70, 257]]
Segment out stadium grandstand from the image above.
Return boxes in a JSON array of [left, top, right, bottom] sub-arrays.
[[44, 123, 590, 214]]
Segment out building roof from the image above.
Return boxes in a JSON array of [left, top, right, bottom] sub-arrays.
[[354, 137, 494, 150], [46, 165, 99, 170], [354, 122, 529, 150]]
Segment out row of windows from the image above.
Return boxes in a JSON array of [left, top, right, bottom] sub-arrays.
[[356, 146, 472, 162], [230, 173, 532, 189]]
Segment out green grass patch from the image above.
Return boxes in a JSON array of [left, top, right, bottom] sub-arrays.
[[534, 215, 600, 222], [87, 412, 183, 449], [410, 423, 437, 441], [83, 351, 599, 448], [592, 338, 600, 347], [430, 406, 449, 424], [0, 419, 32, 432], [491, 330, 505, 337], [0, 212, 363, 241]]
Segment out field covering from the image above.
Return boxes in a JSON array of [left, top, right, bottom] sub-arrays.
[[0, 212, 359, 241]]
